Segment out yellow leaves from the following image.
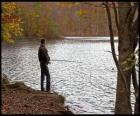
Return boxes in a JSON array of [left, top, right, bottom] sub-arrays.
[[2, 2, 23, 44], [2, 29, 14, 44], [2, 2, 17, 14], [77, 9, 87, 16]]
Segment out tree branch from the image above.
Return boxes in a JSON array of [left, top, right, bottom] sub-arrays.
[[127, 3, 138, 28], [112, 2, 119, 30], [117, 2, 133, 24], [132, 15, 139, 35]]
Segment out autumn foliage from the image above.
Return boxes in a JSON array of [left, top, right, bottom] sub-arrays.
[[17, 2, 60, 39], [2, 2, 23, 43], [1, 2, 118, 42]]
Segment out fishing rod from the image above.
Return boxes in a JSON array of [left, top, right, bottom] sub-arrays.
[[51, 59, 82, 63]]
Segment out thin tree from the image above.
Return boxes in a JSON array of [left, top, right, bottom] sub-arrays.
[[104, 2, 139, 114]]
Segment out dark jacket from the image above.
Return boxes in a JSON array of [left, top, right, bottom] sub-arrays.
[[38, 44, 50, 65]]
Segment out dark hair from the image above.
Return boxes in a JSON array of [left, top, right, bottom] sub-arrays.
[[41, 39, 45, 44]]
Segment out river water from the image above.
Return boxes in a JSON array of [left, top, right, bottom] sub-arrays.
[[2, 37, 135, 114]]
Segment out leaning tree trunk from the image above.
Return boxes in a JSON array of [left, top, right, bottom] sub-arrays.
[[131, 13, 139, 114], [115, 17, 132, 114], [115, 2, 138, 114]]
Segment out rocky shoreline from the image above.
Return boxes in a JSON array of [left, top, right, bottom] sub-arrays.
[[1, 74, 73, 114]]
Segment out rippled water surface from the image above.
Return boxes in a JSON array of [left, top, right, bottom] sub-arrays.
[[2, 38, 135, 114]]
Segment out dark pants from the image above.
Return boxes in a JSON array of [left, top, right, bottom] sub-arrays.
[[40, 64, 50, 91]]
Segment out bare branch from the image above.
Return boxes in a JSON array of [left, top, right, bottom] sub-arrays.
[[127, 4, 138, 27], [112, 2, 119, 30]]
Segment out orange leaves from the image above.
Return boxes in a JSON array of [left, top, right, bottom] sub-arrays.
[[2, 2, 18, 24], [2, 14, 21, 24], [2, 98, 10, 113], [2, 103, 9, 113], [2, 2, 17, 24]]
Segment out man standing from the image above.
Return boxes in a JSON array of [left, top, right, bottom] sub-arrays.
[[38, 39, 50, 91]]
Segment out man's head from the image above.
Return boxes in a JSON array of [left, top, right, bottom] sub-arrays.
[[41, 39, 45, 44]]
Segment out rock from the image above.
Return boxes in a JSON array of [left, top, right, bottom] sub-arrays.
[[57, 94, 65, 104], [7, 81, 33, 92], [1, 74, 10, 85], [9, 81, 26, 88]]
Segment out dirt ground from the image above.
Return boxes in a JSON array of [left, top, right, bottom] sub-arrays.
[[1, 75, 73, 114]]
